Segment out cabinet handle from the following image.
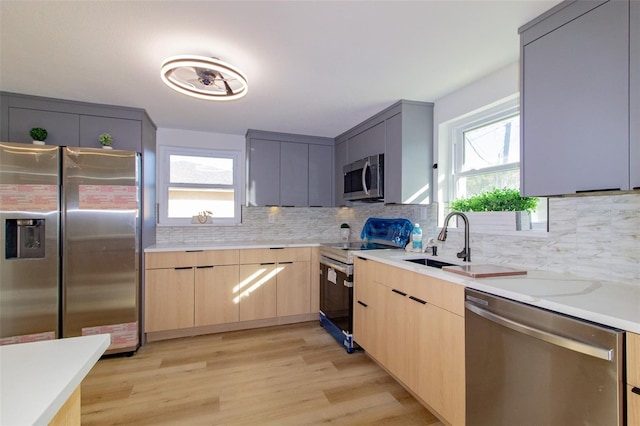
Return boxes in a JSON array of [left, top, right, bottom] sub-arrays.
[[575, 188, 620, 194], [279, 261, 293, 265], [260, 262, 275, 265], [633, 387, 640, 396], [196, 265, 214, 269], [269, 247, 285, 250], [186, 250, 203, 253], [174, 266, 192, 270], [391, 289, 407, 296], [409, 296, 427, 305], [357, 300, 368, 308]]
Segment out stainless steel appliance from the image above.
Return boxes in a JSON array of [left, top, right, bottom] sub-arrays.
[[0, 142, 140, 354], [465, 288, 624, 425], [319, 218, 413, 352], [343, 154, 384, 202], [1, 143, 60, 343]]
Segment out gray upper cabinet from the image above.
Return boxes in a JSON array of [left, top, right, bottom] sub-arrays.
[[334, 141, 348, 206], [520, 0, 636, 196], [247, 138, 281, 206], [6, 107, 80, 146], [309, 144, 333, 207], [631, 0, 640, 190], [280, 141, 309, 206], [1, 92, 149, 153], [79, 116, 142, 151], [348, 121, 385, 162], [334, 100, 434, 205], [246, 130, 334, 207]]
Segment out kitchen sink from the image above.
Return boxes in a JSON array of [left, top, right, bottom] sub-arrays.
[[404, 258, 456, 269]]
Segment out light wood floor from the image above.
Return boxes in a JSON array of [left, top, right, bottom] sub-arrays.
[[81, 321, 443, 425]]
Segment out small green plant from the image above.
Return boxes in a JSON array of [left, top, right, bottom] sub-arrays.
[[98, 132, 113, 146], [450, 188, 538, 213], [30, 127, 48, 141]]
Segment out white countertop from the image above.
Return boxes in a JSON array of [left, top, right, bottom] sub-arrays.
[[0, 334, 110, 425], [356, 250, 640, 334], [145, 240, 324, 252]]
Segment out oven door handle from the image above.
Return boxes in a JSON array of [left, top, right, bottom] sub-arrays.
[[465, 302, 614, 361], [320, 255, 352, 276]]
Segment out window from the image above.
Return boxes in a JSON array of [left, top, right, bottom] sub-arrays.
[[454, 114, 520, 199], [444, 97, 547, 229], [158, 146, 241, 225]]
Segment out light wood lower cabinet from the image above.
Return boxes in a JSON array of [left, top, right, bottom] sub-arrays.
[[238, 263, 278, 321], [145, 247, 312, 336], [144, 250, 239, 333], [145, 267, 195, 332], [353, 257, 465, 426], [195, 264, 240, 326], [277, 260, 311, 316], [628, 332, 640, 426], [238, 248, 311, 321]]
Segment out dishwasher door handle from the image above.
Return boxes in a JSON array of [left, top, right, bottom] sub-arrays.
[[465, 302, 614, 361]]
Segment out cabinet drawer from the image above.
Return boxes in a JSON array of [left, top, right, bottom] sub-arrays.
[[145, 251, 196, 269], [628, 332, 640, 386], [196, 250, 239, 266], [412, 275, 465, 317], [239, 247, 311, 264]]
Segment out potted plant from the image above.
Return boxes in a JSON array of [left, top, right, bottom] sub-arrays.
[[449, 188, 538, 231], [30, 127, 48, 145], [98, 132, 113, 149]]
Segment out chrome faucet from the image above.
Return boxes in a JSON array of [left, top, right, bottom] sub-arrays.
[[437, 211, 471, 262]]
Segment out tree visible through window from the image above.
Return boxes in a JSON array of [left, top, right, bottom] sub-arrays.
[[455, 114, 520, 198]]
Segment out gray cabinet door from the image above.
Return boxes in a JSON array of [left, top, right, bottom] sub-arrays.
[[631, 0, 640, 190], [80, 115, 142, 152], [308, 144, 333, 207], [248, 138, 280, 206], [8, 107, 79, 146], [348, 121, 385, 162], [521, 0, 629, 196], [280, 142, 308, 206], [334, 141, 347, 206]]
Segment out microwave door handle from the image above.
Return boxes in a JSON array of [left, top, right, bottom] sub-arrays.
[[362, 160, 370, 195]]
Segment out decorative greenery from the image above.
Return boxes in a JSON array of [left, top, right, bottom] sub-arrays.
[[449, 188, 538, 213], [340, 223, 350, 228], [30, 127, 48, 141], [98, 132, 113, 146]]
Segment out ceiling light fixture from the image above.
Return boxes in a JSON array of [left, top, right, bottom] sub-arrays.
[[160, 55, 248, 101]]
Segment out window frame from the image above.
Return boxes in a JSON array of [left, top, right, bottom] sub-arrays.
[[439, 96, 547, 231], [451, 101, 520, 202], [158, 145, 242, 226]]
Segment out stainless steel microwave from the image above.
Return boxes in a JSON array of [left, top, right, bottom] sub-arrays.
[[343, 154, 384, 201]]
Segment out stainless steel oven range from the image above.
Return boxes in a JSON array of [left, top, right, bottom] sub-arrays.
[[319, 242, 396, 352], [318, 218, 413, 353]]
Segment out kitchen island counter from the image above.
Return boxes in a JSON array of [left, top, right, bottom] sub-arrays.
[[0, 334, 110, 425], [355, 250, 640, 334]]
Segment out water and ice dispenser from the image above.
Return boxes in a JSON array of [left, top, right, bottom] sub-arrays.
[[5, 219, 46, 259]]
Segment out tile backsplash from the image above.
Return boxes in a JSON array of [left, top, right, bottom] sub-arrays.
[[155, 193, 640, 285]]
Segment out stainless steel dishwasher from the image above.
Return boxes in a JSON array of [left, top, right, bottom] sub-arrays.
[[465, 288, 624, 426]]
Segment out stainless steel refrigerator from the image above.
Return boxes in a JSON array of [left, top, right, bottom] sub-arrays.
[[0, 142, 140, 354]]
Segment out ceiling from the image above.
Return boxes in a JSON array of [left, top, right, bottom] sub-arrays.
[[0, 1, 560, 139]]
